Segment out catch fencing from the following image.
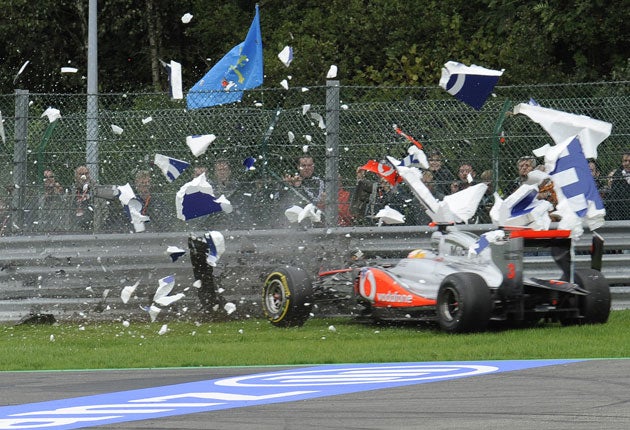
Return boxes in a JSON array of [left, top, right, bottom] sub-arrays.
[[0, 81, 629, 236], [0, 222, 628, 324]]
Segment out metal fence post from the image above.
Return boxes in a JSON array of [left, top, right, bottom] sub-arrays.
[[325, 79, 340, 227], [12, 89, 29, 231]]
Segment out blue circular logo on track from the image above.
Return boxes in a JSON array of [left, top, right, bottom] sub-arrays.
[[215, 364, 499, 387]]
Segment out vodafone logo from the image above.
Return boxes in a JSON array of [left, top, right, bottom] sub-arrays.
[[216, 364, 498, 387], [359, 268, 376, 301]]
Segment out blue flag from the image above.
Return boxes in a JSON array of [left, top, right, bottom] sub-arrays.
[[439, 61, 504, 110], [187, 5, 263, 109]]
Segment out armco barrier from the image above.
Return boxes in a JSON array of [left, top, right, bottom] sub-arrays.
[[1, 222, 629, 323]]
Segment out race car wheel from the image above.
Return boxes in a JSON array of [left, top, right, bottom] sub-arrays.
[[437, 273, 492, 333], [561, 268, 611, 325], [262, 266, 313, 327]]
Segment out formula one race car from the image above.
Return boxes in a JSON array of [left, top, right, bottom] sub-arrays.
[[261, 226, 610, 333]]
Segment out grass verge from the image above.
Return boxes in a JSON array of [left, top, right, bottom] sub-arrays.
[[1, 310, 629, 371]]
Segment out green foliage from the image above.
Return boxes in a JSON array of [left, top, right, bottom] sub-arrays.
[[1, 311, 628, 370], [1, 0, 628, 93]]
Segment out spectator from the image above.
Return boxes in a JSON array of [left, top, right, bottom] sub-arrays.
[[336, 176, 353, 227], [349, 167, 377, 225], [193, 165, 208, 178], [74, 165, 95, 231], [450, 162, 476, 194], [211, 159, 238, 198], [427, 150, 454, 199], [282, 155, 324, 207], [35, 169, 67, 231], [606, 151, 630, 221], [505, 156, 537, 196], [370, 177, 422, 225], [133, 169, 169, 231], [208, 159, 246, 229], [588, 159, 610, 200], [475, 169, 494, 224]]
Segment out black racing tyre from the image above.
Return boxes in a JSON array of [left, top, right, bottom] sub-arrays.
[[562, 268, 611, 325], [437, 273, 492, 333], [262, 266, 313, 327]]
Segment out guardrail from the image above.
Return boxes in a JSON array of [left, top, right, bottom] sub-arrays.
[[1, 222, 629, 323]]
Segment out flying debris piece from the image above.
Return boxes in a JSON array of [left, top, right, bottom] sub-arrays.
[[285, 204, 322, 224], [61, 67, 78, 74], [155, 293, 185, 307], [117, 183, 149, 232], [439, 61, 504, 110], [399, 145, 429, 170], [284, 205, 302, 223], [186, 134, 216, 157], [154, 275, 175, 302], [120, 280, 140, 304], [468, 230, 505, 256], [280, 79, 289, 90], [302, 104, 311, 115], [513, 103, 612, 160], [160, 60, 183, 100], [490, 184, 553, 230], [111, 124, 124, 135], [49, 334, 55, 342], [154, 153, 190, 182], [13, 60, 29, 84], [303, 135, 312, 142], [122, 320, 130, 328], [375, 205, 405, 224], [142, 116, 153, 124], [326, 65, 338, 79], [298, 203, 322, 223], [166, 246, 186, 262], [302, 145, 309, 153], [158, 324, 168, 335], [148, 305, 161, 322], [278, 46, 294, 67], [204, 231, 226, 266], [181, 13, 193, 24], [243, 157, 256, 170], [41, 107, 61, 123], [328, 325, 337, 333], [176, 173, 232, 220], [288, 131, 295, 143], [0, 110, 5, 144], [389, 158, 487, 224], [393, 124, 423, 149], [224, 302, 237, 315], [310, 112, 325, 129], [192, 279, 202, 289]]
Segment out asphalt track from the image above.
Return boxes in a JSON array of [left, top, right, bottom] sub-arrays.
[[1, 359, 629, 430]]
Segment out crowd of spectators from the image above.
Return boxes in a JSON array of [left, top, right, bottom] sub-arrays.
[[1, 149, 628, 235]]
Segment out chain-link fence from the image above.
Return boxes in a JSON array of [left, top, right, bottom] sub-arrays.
[[1, 81, 628, 235]]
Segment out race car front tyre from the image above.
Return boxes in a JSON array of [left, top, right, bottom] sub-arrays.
[[437, 273, 492, 333], [561, 268, 611, 325], [262, 266, 313, 327]]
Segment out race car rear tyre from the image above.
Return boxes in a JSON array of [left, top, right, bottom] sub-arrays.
[[561, 268, 611, 325], [437, 273, 492, 333], [262, 266, 313, 327]]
